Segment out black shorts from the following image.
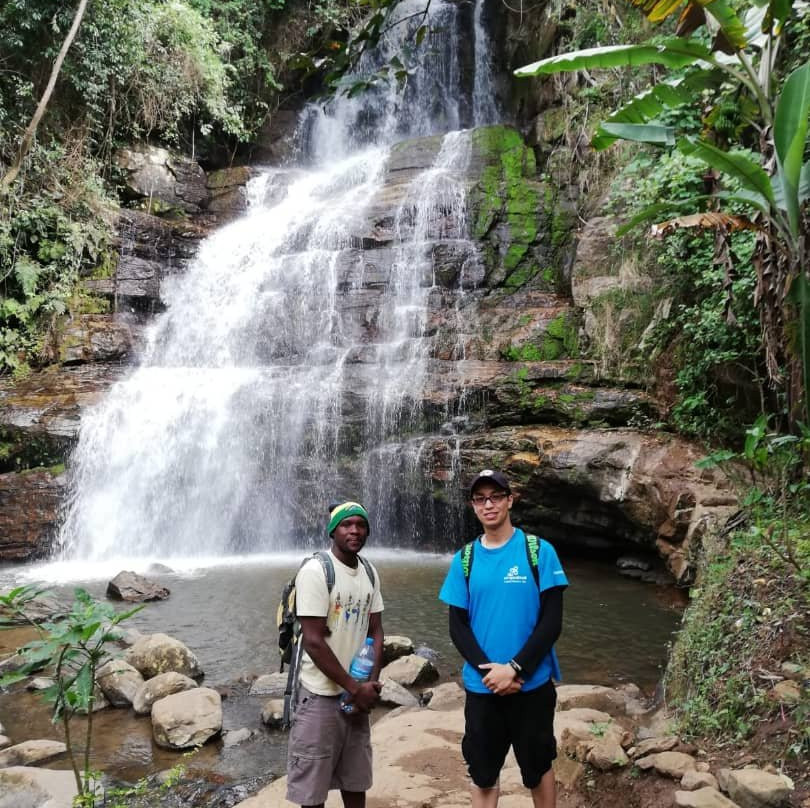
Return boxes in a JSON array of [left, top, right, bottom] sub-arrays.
[[462, 679, 557, 789]]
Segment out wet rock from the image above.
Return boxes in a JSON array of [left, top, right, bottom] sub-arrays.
[[206, 166, 254, 217], [75, 684, 110, 714], [50, 315, 133, 366], [0, 739, 67, 767], [380, 654, 438, 688], [379, 678, 419, 709], [124, 633, 202, 679], [96, 659, 144, 707], [260, 699, 285, 728], [151, 687, 222, 749], [107, 571, 170, 602], [133, 671, 197, 715], [222, 727, 255, 748], [718, 768, 794, 808], [0, 470, 67, 562], [0, 766, 77, 808], [116, 145, 208, 213], [382, 635, 414, 665], [248, 673, 287, 697], [423, 681, 464, 711], [118, 628, 145, 647], [636, 751, 697, 779], [682, 770, 720, 791], [675, 787, 742, 808]]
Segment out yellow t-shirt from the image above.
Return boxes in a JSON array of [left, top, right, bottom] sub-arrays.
[[296, 550, 384, 696]]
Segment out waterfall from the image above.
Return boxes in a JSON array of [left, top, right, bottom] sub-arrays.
[[58, 0, 499, 560]]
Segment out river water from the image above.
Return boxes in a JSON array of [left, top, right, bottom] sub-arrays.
[[0, 553, 685, 783]]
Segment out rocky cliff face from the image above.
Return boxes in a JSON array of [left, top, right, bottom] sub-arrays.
[[0, 123, 735, 576]]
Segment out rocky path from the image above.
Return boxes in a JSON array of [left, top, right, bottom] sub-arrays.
[[234, 683, 800, 808]]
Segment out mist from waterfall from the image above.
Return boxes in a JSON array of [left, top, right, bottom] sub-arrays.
[[58, 0, 500, 560]]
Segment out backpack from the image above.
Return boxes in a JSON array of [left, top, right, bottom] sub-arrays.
[[460, 530, 542, 589], [276, 550, 376, 728]]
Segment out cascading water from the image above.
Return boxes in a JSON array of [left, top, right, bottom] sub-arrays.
[[58, 0, 502, 560]]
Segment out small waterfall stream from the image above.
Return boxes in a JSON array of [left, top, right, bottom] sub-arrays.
[[59, 0, 501, 560]]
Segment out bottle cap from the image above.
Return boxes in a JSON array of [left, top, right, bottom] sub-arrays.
[[365, 637, 374, 645]]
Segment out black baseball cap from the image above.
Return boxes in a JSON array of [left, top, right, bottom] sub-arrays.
[[469, 469, 511, 496]]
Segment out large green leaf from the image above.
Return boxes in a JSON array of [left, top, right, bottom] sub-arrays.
[[598, 122, 676, 145], [678, 137, 775, 204], [788, 271, 810, 425], [773, 61, 810, 237], [514, 38, 712, 77], [697, 0, 748, 49]]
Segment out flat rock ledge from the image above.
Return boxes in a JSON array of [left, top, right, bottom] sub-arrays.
[[0, 766, 78, 808], [233, 682, 796, 808]]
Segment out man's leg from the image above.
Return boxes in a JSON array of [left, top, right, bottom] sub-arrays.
[[530, 768, 555, 808], [340, 790, 365, 808], [471, 782, 499, 808]]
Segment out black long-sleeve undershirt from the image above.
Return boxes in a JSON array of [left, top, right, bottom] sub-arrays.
[[448, 585, 565, 680]]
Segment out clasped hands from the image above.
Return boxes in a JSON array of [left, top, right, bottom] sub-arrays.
[[478, 662, 524, 696]]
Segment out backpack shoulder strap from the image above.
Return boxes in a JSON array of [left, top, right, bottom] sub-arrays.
[[523, 532, 541, 588], [357, 555, 376, 589], [461, 538, 478, 587], [312, 550, 335, 594]]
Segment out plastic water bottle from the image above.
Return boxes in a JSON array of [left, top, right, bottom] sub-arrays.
[[339, 638, 375, 715]]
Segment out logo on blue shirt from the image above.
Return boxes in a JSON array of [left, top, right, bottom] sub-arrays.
[[503, 565, 528, 584]]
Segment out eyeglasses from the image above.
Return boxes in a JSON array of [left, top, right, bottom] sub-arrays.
[[471, 492, 509, 506]]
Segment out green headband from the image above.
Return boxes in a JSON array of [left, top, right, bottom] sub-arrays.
[[328, 502, 370, 535]]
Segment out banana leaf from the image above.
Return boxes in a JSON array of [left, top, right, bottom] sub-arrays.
[[514, 38, 712, 77]]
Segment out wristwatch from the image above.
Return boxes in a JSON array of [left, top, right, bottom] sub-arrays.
[[508, 659, 522, 674]]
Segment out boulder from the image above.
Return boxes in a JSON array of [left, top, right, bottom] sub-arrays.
[[260, 699, 285, 728], [106, 571, 170, 602], [96, 659, 144, 707], [379, 678, 419, 708], [0, 739, 67, 767], [248, 673, 287, 697], [115, 145, 208, 213], [0, 766, 78, 808], [382, 635, 414, 665], [636, 751, 697, 779], [423, 681, 464, 711], [585, 737, 630, 770], [124, 633, 202, 679], [380, 654, 438, 688], [555, 684, 626, 715], [675, 787, 742, 808], [75, 684, 109, 714], [0, 736, 10, 750], [151, 687, 222, 749], [719, 768, 794, 808], [52, 315, 132, 366], [682, 770, 720, 791], [554, 710, 628, 762], [133, 671, 197, 715]]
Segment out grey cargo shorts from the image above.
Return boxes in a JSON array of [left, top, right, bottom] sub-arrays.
[[286, 687, 373, 805]]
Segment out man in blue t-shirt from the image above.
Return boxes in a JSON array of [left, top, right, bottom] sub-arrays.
[[439, 469, 568, 808]]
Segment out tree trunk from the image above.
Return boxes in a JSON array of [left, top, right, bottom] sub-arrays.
[[0, 0, 90, 193]]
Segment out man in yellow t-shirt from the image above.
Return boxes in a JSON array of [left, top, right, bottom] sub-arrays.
[[286, 501, 384, 808]]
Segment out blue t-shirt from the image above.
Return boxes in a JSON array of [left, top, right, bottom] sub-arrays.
[[438, 528, 568, 694]]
